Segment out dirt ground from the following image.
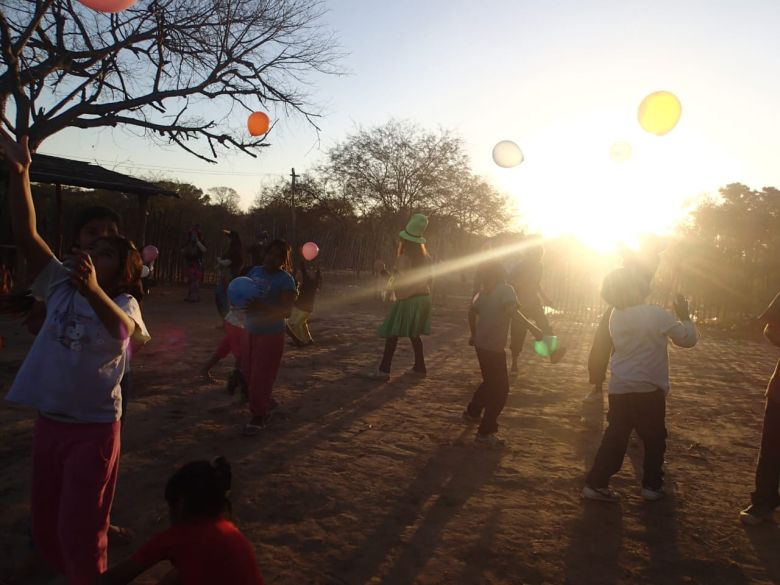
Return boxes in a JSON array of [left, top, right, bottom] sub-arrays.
[[1, 276, 780, 585]]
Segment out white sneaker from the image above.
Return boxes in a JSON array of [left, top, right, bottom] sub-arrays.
[[641, 487, 666, 501], [363, 369, 390, 381], [583, 388, 603, 404], [582, 485, 620, 502], [475, 433, 507, 449]]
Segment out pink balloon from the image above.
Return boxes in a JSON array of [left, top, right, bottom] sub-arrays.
[[142, 245, 159, 263], [77, 0, 136, 13], [302, 242, 319, 261]]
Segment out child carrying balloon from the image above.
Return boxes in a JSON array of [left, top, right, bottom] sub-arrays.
[[242, 240, 297, 435], [582, 268, 697, 502], [94, 457, 265, 585], [1, 130, 150, 584], [200, 278, 250, 396], [463, 261, 546, 448]]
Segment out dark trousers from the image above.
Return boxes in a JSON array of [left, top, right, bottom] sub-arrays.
[[379, 336, 425, 373], [752, 399, 780, 508], [588, 307, 613, 386], [467, 348, 510, 436], [510, 302, 553, 358], [119, 371, 131, 424], [586, 389, 667, 490]]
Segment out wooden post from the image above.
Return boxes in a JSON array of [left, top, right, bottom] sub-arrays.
[[137, 193, 149, 248], [289, 168, 297, 247]]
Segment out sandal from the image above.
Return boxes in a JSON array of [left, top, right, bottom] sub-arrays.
[[242, 423, 264, 436], [108, 524, 135, 546]]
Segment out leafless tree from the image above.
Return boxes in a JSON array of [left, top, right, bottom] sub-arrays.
[[0, 0, 340, 161]]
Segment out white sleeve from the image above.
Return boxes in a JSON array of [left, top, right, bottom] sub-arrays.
[[658, 308, 698, 348], [32, 258, 71, 302], [115, 295, 151, 346]]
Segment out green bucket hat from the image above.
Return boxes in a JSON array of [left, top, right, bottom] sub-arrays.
[[399, 213, 428, 244]]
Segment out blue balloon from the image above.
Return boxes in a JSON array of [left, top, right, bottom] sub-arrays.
[[227, 276, 258, 308]]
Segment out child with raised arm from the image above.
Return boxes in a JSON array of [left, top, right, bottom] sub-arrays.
[[463, 261, 545, 448], [94, 458, 264, 585], [582, 267, 697, 502], [0, 131, 149, 584]]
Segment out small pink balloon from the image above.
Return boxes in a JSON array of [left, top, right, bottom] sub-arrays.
[[142, 245, 159, 263], [77, 0, 136, 13], [302, 242, 319, 261]]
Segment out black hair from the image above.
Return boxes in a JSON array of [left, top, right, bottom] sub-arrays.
[[93, 235, 144, 303], [71, 206, 121, 247], [165, 457, 232, 521], [264, 239, 293, 273], [398, 239, 431, 269], [476, 260, 507, 286], [601, 267, 650, 309]]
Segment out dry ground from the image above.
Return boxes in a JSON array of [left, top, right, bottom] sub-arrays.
[[1, 276, 779, 584]]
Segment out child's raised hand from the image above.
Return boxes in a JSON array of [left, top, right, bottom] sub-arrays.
[[673, 294, 690, 321], [66, 249, 100, 297], [0, 129, 31, 175]]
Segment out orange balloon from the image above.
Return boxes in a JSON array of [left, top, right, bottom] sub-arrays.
[[77, 0, 136, 12], [247, 112, 271, 137]]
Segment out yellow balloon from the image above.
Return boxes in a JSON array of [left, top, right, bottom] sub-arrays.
[[610, 141, 632, 163], [637, 91, 682, 136]]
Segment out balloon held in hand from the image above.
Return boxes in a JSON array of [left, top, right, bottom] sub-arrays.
[[302, 242, 319, 261], [533, 335, 559, 358], [142, 245, 159, 263], [227, 277, 258, 308]]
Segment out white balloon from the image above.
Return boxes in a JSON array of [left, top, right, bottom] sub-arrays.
[[492, 140, 524, 168], [141, 265, 151, 278]]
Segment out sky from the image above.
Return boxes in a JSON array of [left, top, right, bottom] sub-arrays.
[[39, 0, 780, 250]]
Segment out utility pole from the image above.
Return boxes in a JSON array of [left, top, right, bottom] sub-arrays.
[[290, 167, 297, 246]]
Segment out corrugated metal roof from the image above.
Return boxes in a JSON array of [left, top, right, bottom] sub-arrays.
[[30, 154, 179, 198]]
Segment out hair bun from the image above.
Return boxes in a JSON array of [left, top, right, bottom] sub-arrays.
[[210, 456, 232, 492]]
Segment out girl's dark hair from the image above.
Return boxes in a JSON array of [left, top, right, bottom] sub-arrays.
[[477, 260, 507, 285], [165, 457, 232, 520], [601, 267, 651, 309], [71, 206, 121, 246], [94, 235, 144, 303], [264, 239, 293, 272], [225, 231, 244, 271], [398, 239, 431, 269]]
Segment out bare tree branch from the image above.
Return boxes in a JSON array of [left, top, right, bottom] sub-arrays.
[[0, 0, 342, 158]]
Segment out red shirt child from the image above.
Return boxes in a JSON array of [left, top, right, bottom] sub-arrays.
[[94, 458, 264, 585]]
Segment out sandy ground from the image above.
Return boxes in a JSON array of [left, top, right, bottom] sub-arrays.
[[1, 275, 780, 585]]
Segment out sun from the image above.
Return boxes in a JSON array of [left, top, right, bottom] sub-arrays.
[[489, 111, 738, 253]]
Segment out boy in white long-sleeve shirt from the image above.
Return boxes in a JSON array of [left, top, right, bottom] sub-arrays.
[[583, 267, 698, 502]]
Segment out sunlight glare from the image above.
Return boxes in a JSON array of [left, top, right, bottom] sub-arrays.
[[491, 111, 740, 254]]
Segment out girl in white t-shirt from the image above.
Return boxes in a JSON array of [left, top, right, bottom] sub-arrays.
[[0, 131, 150, 584]]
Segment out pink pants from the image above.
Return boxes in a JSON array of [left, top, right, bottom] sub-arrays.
[[32, 416, 121, 585], [215, 322, 246, 365], [242, 331, 285, 417]]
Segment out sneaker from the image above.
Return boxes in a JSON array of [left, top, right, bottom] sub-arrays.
[[364, 369, 390, 381], [475, 433, 507, 449], [581, 485, 620, 502], [550, 346, 567, 364], [740, 504, 774, 526], [641, 487, 666, 501], [583, 388, 603, 404], [462, 410, 480, 424]]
